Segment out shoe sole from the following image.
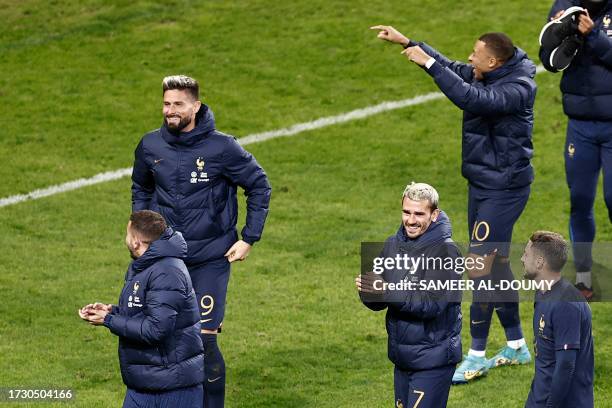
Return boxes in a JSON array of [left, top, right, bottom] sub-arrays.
[[489, 357, 532, 368], [451, 368, 488, 385], [549, 44, 579, 71], [538, 6, 585, 46]]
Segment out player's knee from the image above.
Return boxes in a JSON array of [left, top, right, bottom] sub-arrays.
[[470, 301, 492, 313], [569, 190, 596, 213], [604, 192, 612, 221], [494, 302, 520, 326]]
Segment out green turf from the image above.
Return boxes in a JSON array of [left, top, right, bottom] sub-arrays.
[[1, 0, 611, 407]]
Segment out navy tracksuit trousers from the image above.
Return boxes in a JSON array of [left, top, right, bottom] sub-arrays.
[[565, 118, 612, 272]]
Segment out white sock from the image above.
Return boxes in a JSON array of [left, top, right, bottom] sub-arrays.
[[507, 338, 526, 349], [576, 271, 592, 288], [468, 349, 486, 358]]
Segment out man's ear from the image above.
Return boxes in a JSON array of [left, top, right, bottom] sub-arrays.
[[131, 233, 142, 251], [431, 208, 441, 222], [194, 100, 202, 112]]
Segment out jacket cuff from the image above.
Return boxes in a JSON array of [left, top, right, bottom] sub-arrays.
[[426, 60, 444, 77], [586, 28, 599, 43], [103, 313, 113, 328], [242, 236, 257, 246], [402, 40, 419, 49]]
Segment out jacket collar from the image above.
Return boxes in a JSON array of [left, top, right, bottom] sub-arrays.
[[482, 47, 535, 83], [128, 228, 188, 278]]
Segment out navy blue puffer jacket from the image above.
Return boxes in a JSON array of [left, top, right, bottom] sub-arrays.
[[416, 42, 537, 190], [103, 228, 204, 391], [132, 105, 271, 266], [362, 212, 463, 371], [545, 0, 612, 120]]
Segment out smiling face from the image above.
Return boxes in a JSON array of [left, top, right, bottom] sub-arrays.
[[163, 89, 201, 133], [401, 197, 440, 239], [468, 40, 500, 80]]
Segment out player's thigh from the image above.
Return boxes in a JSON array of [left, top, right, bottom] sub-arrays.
[[468, 189, 529, 258], [565, 119, 601, 187], [467, 185, 481, 243], [394, 366, 411, 408], [188, 258, 231, 330], [122, 388, 153, 408], [157, 384, 203, 408], [404, 365, 454, 408], [598, 121, 612, 196]]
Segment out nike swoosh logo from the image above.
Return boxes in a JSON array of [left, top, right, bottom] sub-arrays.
[[154, 158, 163, 164], [471, 320, 486, 324], [208, 376, 222, 383], [470, 243, 484, 247]]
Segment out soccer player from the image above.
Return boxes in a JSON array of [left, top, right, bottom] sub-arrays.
[[521, 231, 594, 408], [131, 75, 272, 408], [79, 210, 204, 408], [541, 0, 612, 301], [356, 183, 463, 408], [370, 27, 536, 382]]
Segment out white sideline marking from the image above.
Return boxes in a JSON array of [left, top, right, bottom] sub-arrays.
[[0, 168, 134, 207], [238, 92, 444, 145], [0, 65, 546, 208]]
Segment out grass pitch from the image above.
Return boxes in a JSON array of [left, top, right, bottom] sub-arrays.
[[1, 1, 611, 407]]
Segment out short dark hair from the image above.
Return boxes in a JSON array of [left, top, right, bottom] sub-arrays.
[[529, 231, 569, 272], [129, 210, 167, 243], [162, 75, 199, 100], [478, 32, 515, 62]]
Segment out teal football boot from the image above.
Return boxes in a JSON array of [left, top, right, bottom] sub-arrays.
[[487, 344, 532, 369], [452, 354, 489, 384]]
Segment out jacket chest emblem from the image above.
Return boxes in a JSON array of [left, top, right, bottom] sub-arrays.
[[604, 15, 612, 34], [128, 280, 143, 308], [191, 156, 210, 184]]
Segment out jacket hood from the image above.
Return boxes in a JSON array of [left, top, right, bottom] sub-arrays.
[[396, 210, 452, 247], [160, 104, 216, 146], [483, 47, 536, 83], [130, 227, 188, 275]]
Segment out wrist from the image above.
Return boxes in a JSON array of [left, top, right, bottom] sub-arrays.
[[401, 38, 411, 48]]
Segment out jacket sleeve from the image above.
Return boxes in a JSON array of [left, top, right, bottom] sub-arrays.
[[131, 139, 155, 211], [359, 239, 391, 311], [387, 244, 462, 320], [585, 29, 612, 68], [223, 137, 272, 245], [545, 349, 577, 407], [103, 268, 186, 345], [416, 41, 474, 82], [426, 61, 533, 115]]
